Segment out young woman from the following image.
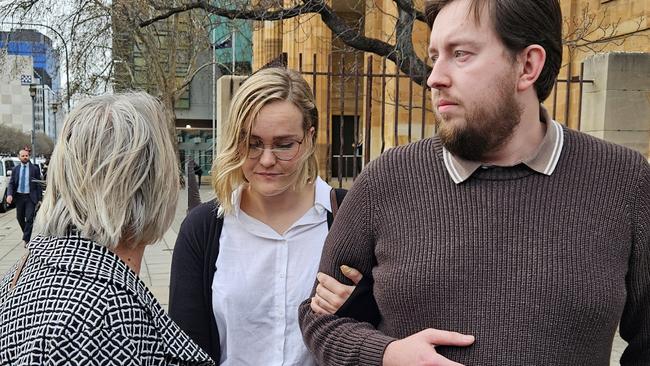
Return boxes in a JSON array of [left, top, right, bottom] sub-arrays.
[[169, 68, 366, 365]]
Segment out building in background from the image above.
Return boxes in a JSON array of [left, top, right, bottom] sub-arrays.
[[553, 0, 650, 158], [250, 0, 649, 178], [112, 0, 252, 179], [0, 29, 62, 143], [252, 0, 435, 180], [0, 53, 33, 134]]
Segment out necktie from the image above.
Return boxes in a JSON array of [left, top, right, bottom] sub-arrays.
[[20, 165, 29, 193]]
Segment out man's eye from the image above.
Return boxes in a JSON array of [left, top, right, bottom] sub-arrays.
[[429, 55, 438, 64], [454, 50, 469, 58]]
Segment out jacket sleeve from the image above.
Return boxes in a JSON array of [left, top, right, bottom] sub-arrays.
[[7, 167, 17, 197], [334, 275, 381, 326], [620, 160, 650, 365], [299, 168, 396, 366], [169, 204, 217, 361]]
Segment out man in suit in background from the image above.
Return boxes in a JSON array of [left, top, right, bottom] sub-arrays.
[[7, 149, 43, 245]]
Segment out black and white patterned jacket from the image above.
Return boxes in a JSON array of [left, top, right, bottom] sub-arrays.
[[0, 235, 215, 366]]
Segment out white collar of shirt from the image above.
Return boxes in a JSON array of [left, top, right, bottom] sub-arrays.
[[230, 176, 332, 239], [442, 105, 565, 184]]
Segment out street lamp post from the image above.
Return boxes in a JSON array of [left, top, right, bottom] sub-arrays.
[[51, 102, 59, 139], [29, 84, 37, 163]]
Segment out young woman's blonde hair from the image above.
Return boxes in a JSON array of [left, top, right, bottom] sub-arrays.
[[212, 67, 319, 214], [34, 92, 179, 250]]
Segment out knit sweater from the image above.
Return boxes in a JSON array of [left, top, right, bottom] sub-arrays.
[[298, 128, 650, 366]]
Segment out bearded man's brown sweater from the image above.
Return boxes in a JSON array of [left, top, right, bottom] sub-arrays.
[[299, 128, 650, 365]]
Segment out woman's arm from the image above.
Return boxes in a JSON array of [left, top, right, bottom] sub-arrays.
[[169, 203, 219, 361], [311, 266, 381, 326]]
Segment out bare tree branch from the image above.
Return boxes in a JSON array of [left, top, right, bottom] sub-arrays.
[[139, 0, 432, 83], [393, 0, 426, 23], [138, 0, 310, 27]]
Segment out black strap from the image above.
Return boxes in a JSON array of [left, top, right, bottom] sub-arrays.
[[327, 188, 348, 229], [214, 187, 347, 264]]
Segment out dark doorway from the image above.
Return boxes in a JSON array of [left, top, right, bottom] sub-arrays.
[[331, 115, 362, 178]]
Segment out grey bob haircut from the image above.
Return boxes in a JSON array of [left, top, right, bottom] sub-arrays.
[[35, 92, 179, 250]]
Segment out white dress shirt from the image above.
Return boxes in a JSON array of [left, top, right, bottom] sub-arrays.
[[212, 177, 332, 366]]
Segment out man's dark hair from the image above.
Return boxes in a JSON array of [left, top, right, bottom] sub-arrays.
[[425, 0, 562, 102]]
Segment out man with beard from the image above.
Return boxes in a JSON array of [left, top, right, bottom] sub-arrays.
[[299, 0, 649, 365]]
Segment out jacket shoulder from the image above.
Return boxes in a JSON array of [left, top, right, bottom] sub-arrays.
[[183, 200, 220, 227]]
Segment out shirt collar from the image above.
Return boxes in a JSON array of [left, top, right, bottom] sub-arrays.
[[313, 176, 332, 214], [442, 105, 564, 184]]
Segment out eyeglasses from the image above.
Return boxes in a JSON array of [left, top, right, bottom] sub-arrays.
[[247, 135, 305, 161]]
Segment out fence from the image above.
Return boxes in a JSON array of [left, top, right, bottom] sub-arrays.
[[257, 54, 592, 187], [548, 62, 593, 130], [286, 53, 434, 187]]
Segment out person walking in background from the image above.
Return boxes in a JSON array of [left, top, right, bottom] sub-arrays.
[[169, 67, 367, 365], [0, 93, 213, 365], [6, 149, 42, 246], [300, 0, 650, 365], [194, 159, 203, 186], [41, 156, 50, 181]]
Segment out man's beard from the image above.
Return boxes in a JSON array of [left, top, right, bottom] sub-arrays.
[[435, 78, 522, 162]]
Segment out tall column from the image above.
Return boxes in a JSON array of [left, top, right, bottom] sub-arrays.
[[252, 20, 265, 70], [282, 0, 332, 176], [363, 0, 433, 161], [252, 1, 284, 70], [581, 52, 650, 158]]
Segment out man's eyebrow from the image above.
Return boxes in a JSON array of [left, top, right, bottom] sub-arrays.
[[446, 38, 481, 49], [429, 38, 482, 54]]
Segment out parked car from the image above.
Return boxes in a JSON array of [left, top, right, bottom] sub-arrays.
[[0, 156, 20, 213]]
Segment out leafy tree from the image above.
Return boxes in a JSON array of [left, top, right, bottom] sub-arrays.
[[0, 124, 29, 154]]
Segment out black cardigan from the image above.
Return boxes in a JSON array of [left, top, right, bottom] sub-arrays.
[[168, 193, 379, 362]]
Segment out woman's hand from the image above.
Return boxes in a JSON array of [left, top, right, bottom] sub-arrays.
[[310, 265, 363, 314]]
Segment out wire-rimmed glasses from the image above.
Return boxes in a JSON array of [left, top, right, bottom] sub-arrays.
[[247, 134, 306, 161]]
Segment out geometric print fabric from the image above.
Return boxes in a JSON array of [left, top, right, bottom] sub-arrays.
[[0, 235, 214, 365]]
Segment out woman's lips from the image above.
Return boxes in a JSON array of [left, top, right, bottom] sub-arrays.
[[256, 172, 281, 178]]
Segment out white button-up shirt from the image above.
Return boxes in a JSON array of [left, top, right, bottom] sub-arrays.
[[212, 177, 332, 366]]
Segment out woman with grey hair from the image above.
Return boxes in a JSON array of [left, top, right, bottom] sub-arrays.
[[0, 92, 214, 365]]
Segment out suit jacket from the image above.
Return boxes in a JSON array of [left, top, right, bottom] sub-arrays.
[[0, 234, 214, 366], [7, 162, 42, 204]]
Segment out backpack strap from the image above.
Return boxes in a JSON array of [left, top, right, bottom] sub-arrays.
[[327, 188, 347, 229]]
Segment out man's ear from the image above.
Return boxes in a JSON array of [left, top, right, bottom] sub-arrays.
[[516, 45, 546, 93]]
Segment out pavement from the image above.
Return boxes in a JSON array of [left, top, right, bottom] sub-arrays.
[[0, 186, 628, 364]]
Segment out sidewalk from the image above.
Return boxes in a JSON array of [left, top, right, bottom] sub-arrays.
[[0, 187, 628, 364]]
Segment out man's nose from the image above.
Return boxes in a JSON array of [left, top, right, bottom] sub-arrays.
[[427, 59, 451, 90]]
